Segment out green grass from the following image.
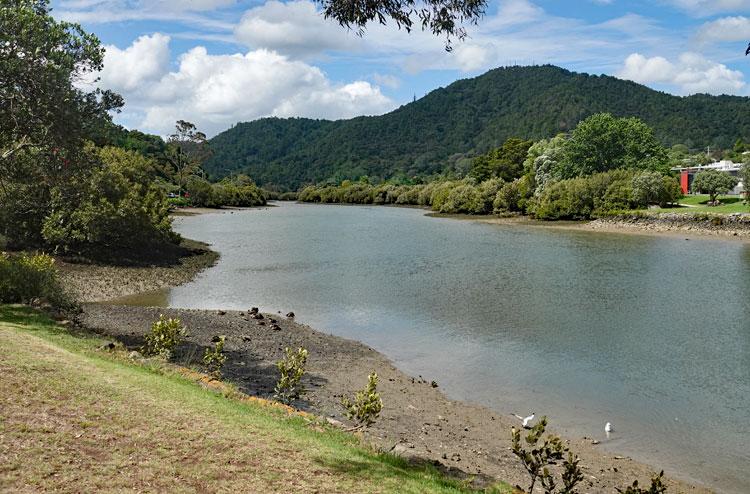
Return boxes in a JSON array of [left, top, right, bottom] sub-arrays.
[[0, 305, 511, 493], [653, 194, 749, 214]]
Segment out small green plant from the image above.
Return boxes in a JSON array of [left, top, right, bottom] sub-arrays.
[[274, 347, 308, 405], [341, 372, 383, 429], [616, 471, 667, 494], [511, 417, 584, 494], [203, 335, 227, 377], [142, 315, 187, 359]]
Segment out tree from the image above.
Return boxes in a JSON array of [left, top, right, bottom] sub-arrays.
[[317, 0, 486, 50], [691, 169, 739, 203], [166, 120, 212, 195], [0, 0, 122, 247], [562, 113, 668, 178], [470, 138, 533, 182]]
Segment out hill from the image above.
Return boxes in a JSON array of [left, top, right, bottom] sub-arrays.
[[204, 65, 750, 190]]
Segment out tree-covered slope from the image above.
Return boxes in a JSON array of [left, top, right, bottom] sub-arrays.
[[204, 65, 750, 190]]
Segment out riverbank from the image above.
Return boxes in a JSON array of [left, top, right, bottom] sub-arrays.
[[78, 303, 709, 493], [56, 238, 219, 303], [0, 305, 480, 493], [469, 212, 750, 241]]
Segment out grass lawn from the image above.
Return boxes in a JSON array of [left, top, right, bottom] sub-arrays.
[[653, 194, 749, 214], [0, 305, 510, 493]]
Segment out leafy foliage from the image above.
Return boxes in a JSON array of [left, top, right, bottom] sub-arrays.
[[341, 372, 383, 428], [691, 169, 740, 203], [203, 335, 227, 378], [510, 417, 584, 494], [317, 0, 486, 50], [0, 252, 68, 306], [143, 315, 187, 359], [470, 138, 533, 182], [204, 66, 750, 190], [562, 113, 669, 177], [274, 347, 308, 405]]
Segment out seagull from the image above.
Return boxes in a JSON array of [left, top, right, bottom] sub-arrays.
[[746, 42, 750, 56], [605, 422, 613, 438], [513, 412, 535, 429]]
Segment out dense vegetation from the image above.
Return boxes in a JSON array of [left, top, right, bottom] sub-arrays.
[[299, 113, 691, 219], [205, 65, 750, 190]]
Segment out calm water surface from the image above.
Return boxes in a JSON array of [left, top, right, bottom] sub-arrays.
[[146, 203, 750, 492]]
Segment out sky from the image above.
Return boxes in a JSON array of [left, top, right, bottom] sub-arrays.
[[52, 0, 750, 137]]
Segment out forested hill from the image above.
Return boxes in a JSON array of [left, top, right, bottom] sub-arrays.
[[204, 65, 750, 190]]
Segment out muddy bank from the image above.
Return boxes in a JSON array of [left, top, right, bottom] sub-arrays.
[[80, 304, 710, 493], [57, 239, 218, 303]]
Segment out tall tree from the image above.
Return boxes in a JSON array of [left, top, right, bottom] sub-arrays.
[[470, 138, 532, 182], [166, 120, 212, 195], [562, 113, 668, 178], [0, 0, 122, 245]]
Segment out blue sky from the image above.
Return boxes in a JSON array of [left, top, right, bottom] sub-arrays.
[[52, 0, 750, 136]]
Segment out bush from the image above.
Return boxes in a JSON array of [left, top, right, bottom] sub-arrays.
[[274, 347, 308, 405], [0, 252, 69, 306], [616, 471, 667, 494], [511, 417, 584, 494], [341, 372, 383, 429], [203, 335, 227, 378], [143, 315, 187, 359], [439, 183, 484, 214], [41, 147, 178, 259]]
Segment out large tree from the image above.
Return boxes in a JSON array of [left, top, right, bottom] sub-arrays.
[[165, 120, 212, 195], [561, 113, 668, 178], [0, 0, 122, 246], [470, 138, 533, 182]]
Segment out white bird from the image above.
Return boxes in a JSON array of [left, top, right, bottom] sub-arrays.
[[605, 422, 613, 438], [513, 412, 535, 428]]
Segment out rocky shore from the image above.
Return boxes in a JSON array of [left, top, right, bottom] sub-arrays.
[[586, 212, 750, 239]]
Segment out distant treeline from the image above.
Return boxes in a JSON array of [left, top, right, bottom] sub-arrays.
[[298, 113, 687, 220]]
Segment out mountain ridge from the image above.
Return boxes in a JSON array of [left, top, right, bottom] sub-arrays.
[[204, 65, 750, 190]]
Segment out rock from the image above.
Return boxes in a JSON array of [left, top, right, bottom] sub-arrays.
[[98, 342, 116, 351], [128, 351, 142, 360], [270, 324, 281, 331], [286, 312, 295, 318], [211, 335, 224, 343], [249, 307, 259, 315], [242, 336, 252, 342], [58, 320, 72, 327], [251, 313, 264, 320], [269, 318, 277, 324], [326, 417, 344, 428], [431, 380, 438, 388], [216, 310, 226, 316], [257, 321, 266, 326]]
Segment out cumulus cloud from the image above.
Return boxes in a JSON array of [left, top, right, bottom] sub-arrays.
[[98, 37, 394, 136], [618, 52, 746, 94], [233, 0, 351, 58], [99, 33, 171, 92]]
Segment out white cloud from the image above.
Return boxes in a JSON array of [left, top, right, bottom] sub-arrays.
[[618, 52, 746, 94], [233, 0, 350, 58], [98, 37, 394, 136], [99, 33, 171, 92], [372, 73, 401, 89], [696, 16, 750, 43]]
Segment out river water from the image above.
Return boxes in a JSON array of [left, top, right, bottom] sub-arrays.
[[132, 202, 750, 492]]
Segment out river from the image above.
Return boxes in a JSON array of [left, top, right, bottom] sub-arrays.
[[132, 202, 750, 492]]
